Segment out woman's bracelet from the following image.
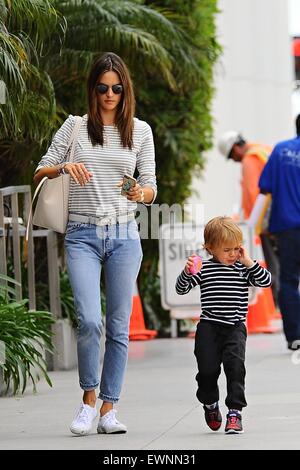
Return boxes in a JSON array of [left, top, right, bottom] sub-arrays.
[[57, 163, 67, 176]]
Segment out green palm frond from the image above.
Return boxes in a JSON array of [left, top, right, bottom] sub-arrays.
[[0, 0, 64, 142], [0, 0, 7, 22], [0, 64, 56, 141], [0, 300, 54, 395], [52, 0, 199, 90], [5, 0, 65, 53], [102, 0, 200, 79], [0, 274, 54, 395], [84, 23, 175, 87], [0, 31, 27, 92]]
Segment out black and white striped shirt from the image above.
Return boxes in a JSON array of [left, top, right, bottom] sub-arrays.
[[175, 259, 272, 325], [36, 114, 157, 218]]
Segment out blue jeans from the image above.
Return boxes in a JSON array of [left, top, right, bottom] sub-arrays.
[[276, 228, 300, 342], [64, 220, 143, 402]]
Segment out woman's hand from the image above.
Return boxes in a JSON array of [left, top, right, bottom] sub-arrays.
[[65, 163, 92, 186], [238, 245, 255, 268], [117, 181, 144, 202], [126, 183, 145, 202]]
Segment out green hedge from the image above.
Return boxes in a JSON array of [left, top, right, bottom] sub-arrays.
[[137, 0, 220, 332]]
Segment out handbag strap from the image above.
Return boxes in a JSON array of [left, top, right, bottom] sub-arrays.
[[66, 116, 83, 164], [25, 116, 83, 240]]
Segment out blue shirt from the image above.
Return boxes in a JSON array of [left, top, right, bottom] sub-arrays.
[[259, 136, 300, 232]]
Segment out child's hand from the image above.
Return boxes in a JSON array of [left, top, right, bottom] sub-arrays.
[[238, 245, 254, 268], [184, 255, 199, 274]]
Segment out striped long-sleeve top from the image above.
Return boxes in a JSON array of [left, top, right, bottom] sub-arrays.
[[36, 114, 157, 218], [175, 259, 272, 325]]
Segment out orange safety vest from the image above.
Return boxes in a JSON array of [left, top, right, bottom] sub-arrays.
[[244, 144, 270, 164], [241, 143, 272, 220]]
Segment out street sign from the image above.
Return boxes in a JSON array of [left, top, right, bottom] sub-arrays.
[[159, 222, 253, 310]]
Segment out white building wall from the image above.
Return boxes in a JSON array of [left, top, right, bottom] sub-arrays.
[[190, 0, 294, 222]]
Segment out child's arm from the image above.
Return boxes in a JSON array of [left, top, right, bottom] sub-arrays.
[[239, 245, 272, 288], [175, 255, 202, 295]]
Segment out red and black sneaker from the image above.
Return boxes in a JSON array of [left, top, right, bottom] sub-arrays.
[[225, 411, 243, 434], [203, 406, 222, 431]]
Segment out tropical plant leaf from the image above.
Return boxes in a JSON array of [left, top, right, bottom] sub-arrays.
[[0, 275, 54, 395]]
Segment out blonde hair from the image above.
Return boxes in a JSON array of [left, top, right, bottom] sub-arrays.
[[203, 216, 243, 251]]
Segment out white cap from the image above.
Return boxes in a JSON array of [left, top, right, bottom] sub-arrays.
[[218, 131, 240, 158]]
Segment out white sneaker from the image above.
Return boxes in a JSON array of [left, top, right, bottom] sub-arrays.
[[97, 409, 127, 434], [70, 403, 98, 435]]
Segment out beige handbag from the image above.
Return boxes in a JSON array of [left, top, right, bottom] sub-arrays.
[[26, 116, 82, 239]]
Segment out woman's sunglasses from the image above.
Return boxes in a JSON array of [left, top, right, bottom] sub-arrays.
[[96, 84, 123, 95]]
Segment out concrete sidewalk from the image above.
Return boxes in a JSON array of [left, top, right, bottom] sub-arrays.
[[1, 323, 300, 450]]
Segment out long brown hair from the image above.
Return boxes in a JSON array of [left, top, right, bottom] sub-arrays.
[[87, 52, 135, 149]]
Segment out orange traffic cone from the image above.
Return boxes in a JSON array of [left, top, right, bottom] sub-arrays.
[[246, 235, 279, 334], [254, 234, 280, 321], [129, 283, 157, 341], [247, 289, 278, 333]]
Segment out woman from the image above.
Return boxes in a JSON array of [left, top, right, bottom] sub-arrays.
[[34, 52, 157, 435]]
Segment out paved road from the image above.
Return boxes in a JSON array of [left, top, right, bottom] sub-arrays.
[[1, 323, 300, 450]]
